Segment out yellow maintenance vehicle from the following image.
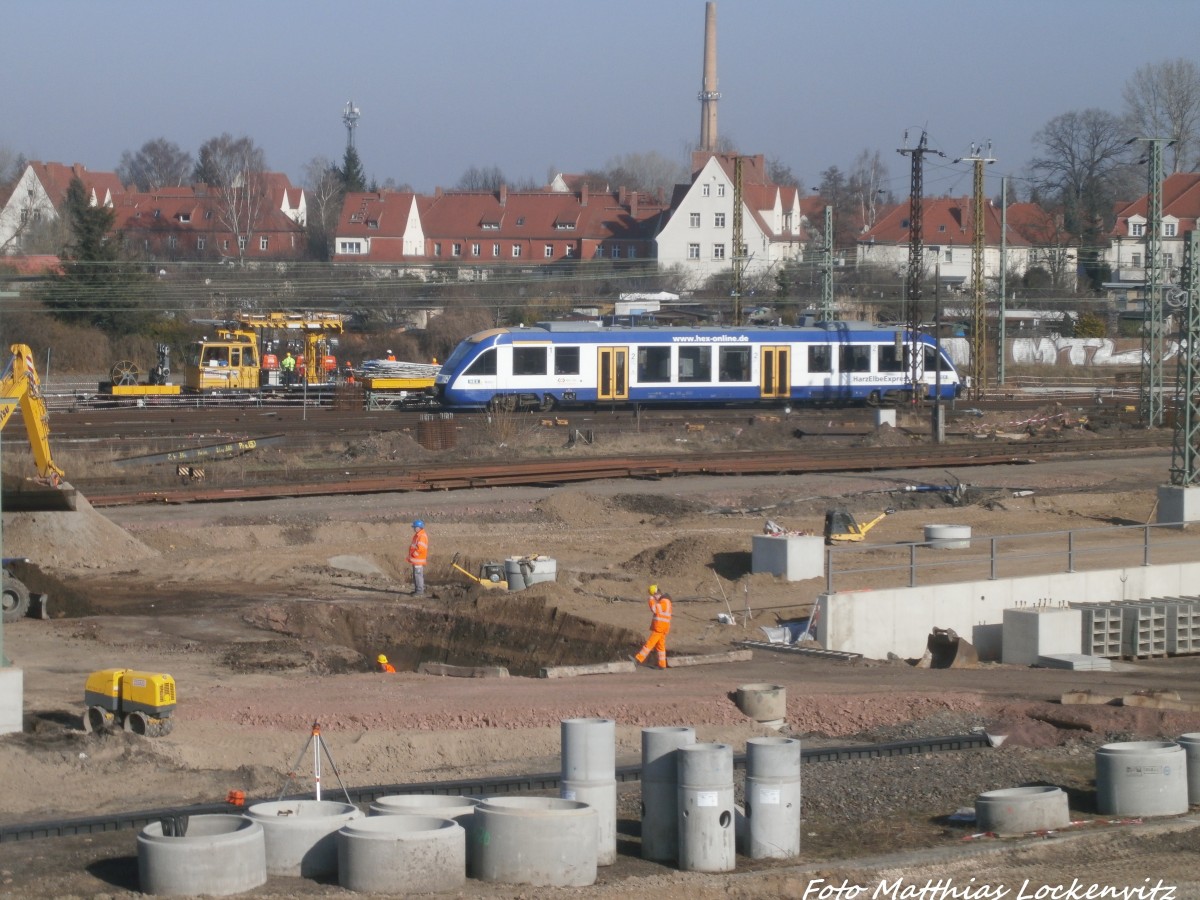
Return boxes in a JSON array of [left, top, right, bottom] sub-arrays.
[[185, 310, 346, 391], [82, 668, 176, 737], [99, 311, 349, 396], [1, 344, 66, 622]]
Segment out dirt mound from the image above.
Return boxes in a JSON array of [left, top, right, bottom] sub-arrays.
[[626, 533, 746, 580], [2, 492, 157, 571], [536, 490, 640, 528]]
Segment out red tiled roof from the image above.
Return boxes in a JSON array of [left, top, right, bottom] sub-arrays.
[[1109, 173, 1200, 236], [0, 255, 62, 275], [859, 196, 1030, 247], [27, 161, 124, 205], [333, 186, 667, 264]]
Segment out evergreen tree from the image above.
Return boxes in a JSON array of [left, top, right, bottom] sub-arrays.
[[339, 145, 367, 193], [41, 177, 150, 334]]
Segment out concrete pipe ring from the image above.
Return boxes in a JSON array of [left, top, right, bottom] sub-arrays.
[[974, 785, 1070, 835], [137, 814, 267, 896]]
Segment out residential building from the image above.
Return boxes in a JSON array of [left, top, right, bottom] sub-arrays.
[[856, 196, 1033, 287], [0, 161, 123, 254], [655, 153, 810, 285], [330, 183, 665, 274], [1105, 172, 1200, 300], [112, 175, 308, 263]]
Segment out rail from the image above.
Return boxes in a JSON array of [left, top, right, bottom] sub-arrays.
[[825, 520, 1200, 593]]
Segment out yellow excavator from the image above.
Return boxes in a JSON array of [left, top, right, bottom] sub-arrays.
[[1, 344, 65, 622], [0, 344, 65, 489]]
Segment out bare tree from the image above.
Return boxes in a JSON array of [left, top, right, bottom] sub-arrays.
[[194, 134, 269, 261], [456, 165, 506, 191], [848, 149, 890, 234], [765, 156, 798, 187], [602, 151, 688, 197], [116, 138, 193, 191], [1123, 58, 1200, 173], [300, 156, 344, 261], [0, 146, 21, 186], [1029, 109, 1137, 286]]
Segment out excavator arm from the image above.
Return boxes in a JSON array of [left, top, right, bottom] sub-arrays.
[[0, 344, 65, 487]]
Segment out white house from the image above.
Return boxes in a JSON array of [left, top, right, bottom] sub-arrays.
[[655, 153, 810, 286], [0, 162, 124, 255]]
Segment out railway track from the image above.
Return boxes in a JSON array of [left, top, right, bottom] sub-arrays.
[[0, 733, 988, 844], [75, 433, 1172, 507]]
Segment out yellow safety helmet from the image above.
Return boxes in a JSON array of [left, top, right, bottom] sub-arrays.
[[376, 654, 388, 664], [648, 584, 658, 595]]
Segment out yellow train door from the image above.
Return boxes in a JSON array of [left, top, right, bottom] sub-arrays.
[[760, 345, 791, 399], [597, 347, 629, 401]]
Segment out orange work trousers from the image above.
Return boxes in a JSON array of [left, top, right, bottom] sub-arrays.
[[636, 629, 668, 668]]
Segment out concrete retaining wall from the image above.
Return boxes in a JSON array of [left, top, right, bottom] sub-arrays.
[[817, 561, 1200, 661]]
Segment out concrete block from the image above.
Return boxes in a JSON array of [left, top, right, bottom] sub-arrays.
[[1002, 607, 1083, 666], [668, 649, 753, 668], [751, 534, 823, 581], [539, 661, 635, 678], [0, 668, 22, 735], [1157, 484, 1200, 527]]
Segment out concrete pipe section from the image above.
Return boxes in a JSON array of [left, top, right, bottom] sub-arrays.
[[924, 524, 972, 549], [1095, 741, 1188, 817], [734, 683, 787, 726], [137, 814, 267, 897], [745, 736, 801, 859], [560, 716, 616, 866], [641, 725, 695, 862], [245, 799, 361, 878], [369, 793, 476, 829], [337, 814, 465, 895], [1178, 733, 1200, 805], [677, 742, 736, 873], [975, 786, 1070, 835], [471, 796, 598, 887]]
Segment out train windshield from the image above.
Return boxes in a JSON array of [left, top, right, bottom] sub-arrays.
[[440, 341, 476, 373]]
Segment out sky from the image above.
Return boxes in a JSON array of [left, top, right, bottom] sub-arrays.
[[5, 1, 1200, 201]]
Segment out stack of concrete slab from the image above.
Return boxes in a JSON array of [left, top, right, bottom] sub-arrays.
[[1036, 653, 1113, 671]]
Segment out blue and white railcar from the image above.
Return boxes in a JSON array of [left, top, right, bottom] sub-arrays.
[[434, 321, 960, 410]]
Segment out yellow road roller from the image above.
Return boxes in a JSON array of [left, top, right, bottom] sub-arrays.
[[82, 668, 176, 737]]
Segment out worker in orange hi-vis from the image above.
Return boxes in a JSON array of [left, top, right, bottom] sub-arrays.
[[376, 654, 396, 673], [634, 584, 672, 669], [407, 519, 429, 596]]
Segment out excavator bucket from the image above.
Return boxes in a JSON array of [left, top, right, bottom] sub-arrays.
[[927, 627, 979, 668]]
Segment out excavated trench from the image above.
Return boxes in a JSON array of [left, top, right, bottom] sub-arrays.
[[29, 566, 641, 678], [242, 592, 642, 678]]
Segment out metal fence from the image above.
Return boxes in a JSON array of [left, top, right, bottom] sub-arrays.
[[825, 520, 1200, 594]]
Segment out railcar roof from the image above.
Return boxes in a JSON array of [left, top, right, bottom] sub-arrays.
[[485, 321, 903, 339]]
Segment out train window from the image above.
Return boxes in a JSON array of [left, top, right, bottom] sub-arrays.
[[554, 346, 581, 375], [808, 345, 831, 373], [718, 347, 751, 382], [637, 346, 672, 383], [839, 346, 871, 373], [203, 347, 230, 367], [230, 348, 241, 368], [878, 345, 904, 372], [464, 348, 497, 376], [924, 346, 951, 371], [677, 346, 712, 382], [513, 347, 548, 376]]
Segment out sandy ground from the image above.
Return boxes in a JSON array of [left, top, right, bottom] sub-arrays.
[[4, 438, 1200, 896]]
